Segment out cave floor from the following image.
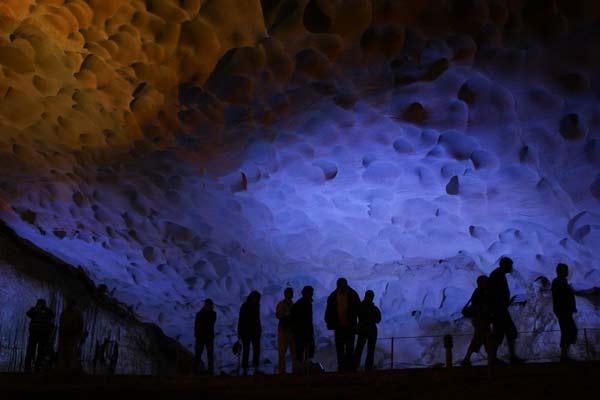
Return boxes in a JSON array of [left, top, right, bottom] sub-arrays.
[[1, 362, 597, 399]]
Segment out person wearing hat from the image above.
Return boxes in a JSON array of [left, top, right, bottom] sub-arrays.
[[194, 298, 216, 374]]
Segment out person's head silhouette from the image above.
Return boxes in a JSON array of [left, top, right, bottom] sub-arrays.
[[36, 299, 46, 308], [364, 290, 375, 303], [556, 263, 569, 279], [284, 287, 294, 300], [302, 285, 314, 301], [500, 257, 514, 273], [204, 298, 214, 310], [336, 278, 348, 293], [248, 290, 261, 305]]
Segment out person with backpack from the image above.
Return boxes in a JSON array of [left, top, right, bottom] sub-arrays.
[[461, 275, 492, 366], [325, 278, 361, 371]]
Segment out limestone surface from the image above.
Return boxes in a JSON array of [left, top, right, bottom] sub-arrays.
[[1, 0, 600, 370]]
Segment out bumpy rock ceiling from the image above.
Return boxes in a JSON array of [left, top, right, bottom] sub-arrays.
[[1, 0, 600, 364]]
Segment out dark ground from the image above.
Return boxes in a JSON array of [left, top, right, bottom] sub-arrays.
[[1, 362, 597, 399]]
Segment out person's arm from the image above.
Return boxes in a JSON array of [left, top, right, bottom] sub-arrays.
[[237, 306, 243, 338], [324, 295, 333, 328], [257, 307, 262, 335], [374, 306, 382, 324]]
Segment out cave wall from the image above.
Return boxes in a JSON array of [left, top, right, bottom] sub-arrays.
[[0, 0, 600, 371], [0, 221, 191, 374]]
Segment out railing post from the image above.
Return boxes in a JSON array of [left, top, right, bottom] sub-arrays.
[[584, 329, 590, 360], [443, 335, 453, 368], [390, 337, 394, 370]]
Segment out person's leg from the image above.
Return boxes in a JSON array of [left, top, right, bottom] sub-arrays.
[[252, 336, 261, 371], [334, 330, 344, 371], [207, 340, 214, 374], [289, 332, 296, 368], [490, 316, 505, 364], [24, 333, 38, 372], [241, 338, 250, 374], [294, 336, 305, 373], [277, 327, 286, 374], [195, 339, 205, 373], [558, 315, 568, 360], [463, 320, 483, 364], [346, 330, 356, 371], [482, 322, 492, 358], [346, 330, 356, 368], [365, 335, 376, 371], [558, 315, 577, 361], [504, 313, 521, 363], [34, 334, 50, 371], [354, 335, 367, 370]]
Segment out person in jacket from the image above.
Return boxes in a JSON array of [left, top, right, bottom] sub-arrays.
[[325, 278, 361, 371], [57, 298, 85, 373], [461, 275, 492, 366], [238, 291, 262, 375], [552, 263, 577, 362], [276, 287, 295, 374], [195, 298, 216, 374], [291, 285, 315, 372], [354, 290, 381, 371], [488, 257, 523, 365]]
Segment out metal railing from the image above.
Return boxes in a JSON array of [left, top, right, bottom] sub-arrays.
[[376, 327, 600, 369], [2, 327, 600, 375]]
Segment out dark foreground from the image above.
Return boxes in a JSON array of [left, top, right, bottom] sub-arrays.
[[1, 362, 598, 399]]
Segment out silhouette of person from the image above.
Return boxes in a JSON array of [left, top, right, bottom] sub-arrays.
[[24, 299, 55, 372], [325, 278, 360, 371], [552, 263, 577, 362], [488, 257, 523, 364], [238, 290, 262, 375], [195, 298, 216, 374], [461, 275, 492, 366], [57, 298, 85, 373], [276, 287, 295, 374], [291, 285, 315, 372], [354, 290, 381, 371]]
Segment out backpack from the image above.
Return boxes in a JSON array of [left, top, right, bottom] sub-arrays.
[[461, 298, 475, 318]]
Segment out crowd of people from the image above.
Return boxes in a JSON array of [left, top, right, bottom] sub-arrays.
[[22, 257, 577, 376], [193, 257, 578, 375], [23, 298, 84, 373]]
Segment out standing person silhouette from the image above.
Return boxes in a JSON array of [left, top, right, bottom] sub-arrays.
[[238, 291, 262, 375], [461, 275, 492, 366], [276, 287, 295, 374], [291, 286, 315, 373], [195, 298, 216, 374], [552, 263, 577, 362], [24, 299, 55, 372], [57, 298, 85, 373], [325, 278, 360, 371], [488, 257, 523, 365], [354, 290, 381, 371]]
